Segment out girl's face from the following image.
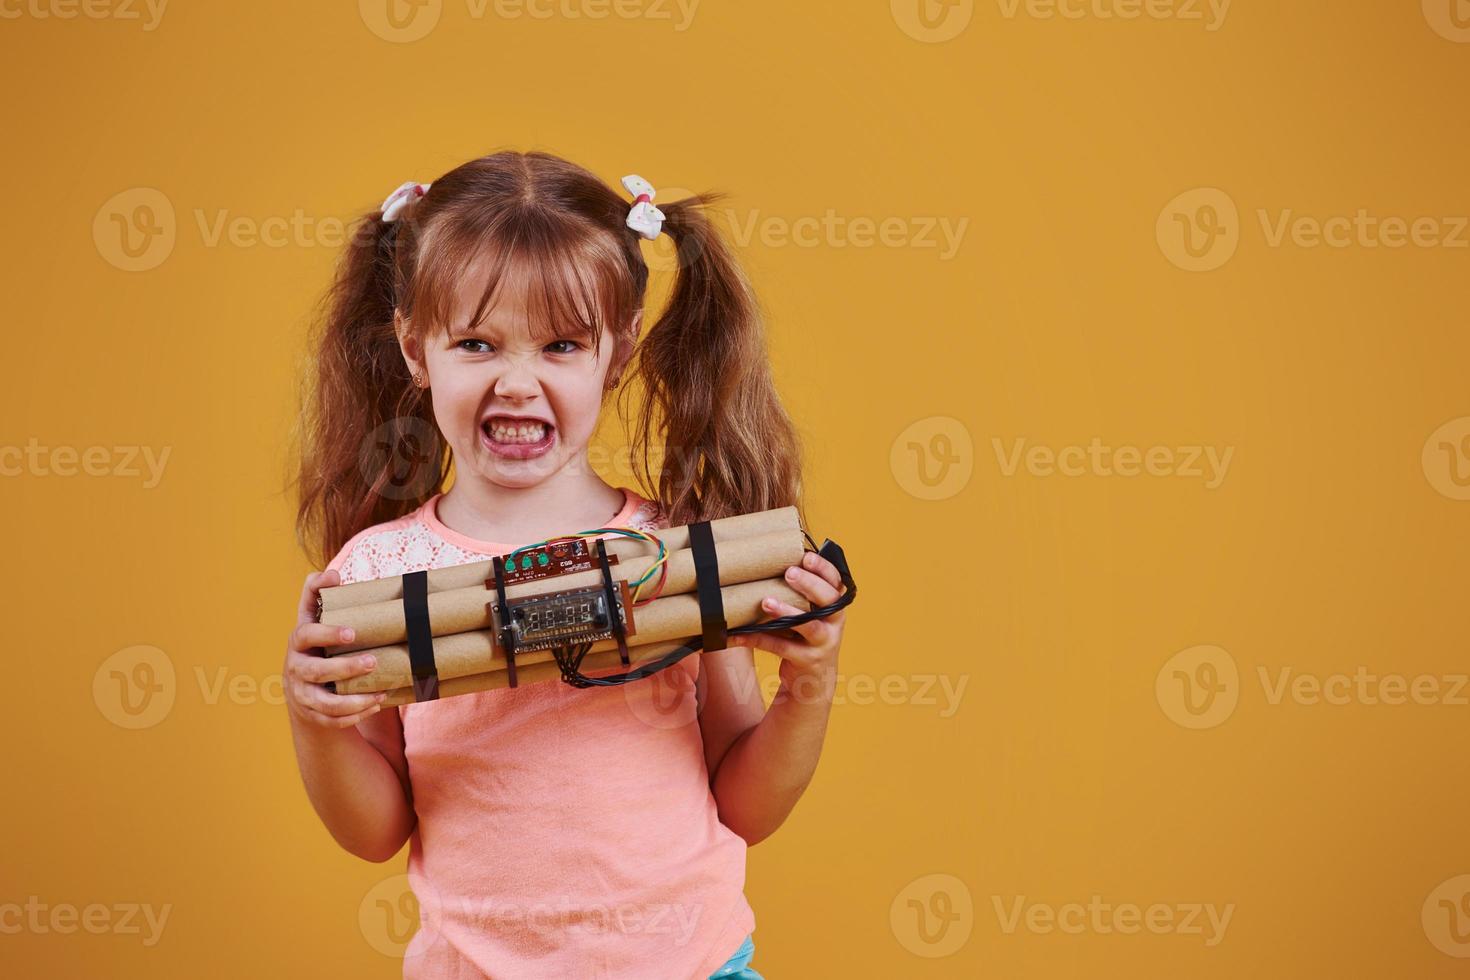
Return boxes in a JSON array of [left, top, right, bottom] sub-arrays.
[[398, 272, 635, 491]]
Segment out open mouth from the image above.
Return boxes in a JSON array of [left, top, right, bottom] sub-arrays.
[[481, 416, 556, 459]]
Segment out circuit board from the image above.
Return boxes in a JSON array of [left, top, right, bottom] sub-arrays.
[[496, 580, 637, 653], [492, 538, 621, 586]]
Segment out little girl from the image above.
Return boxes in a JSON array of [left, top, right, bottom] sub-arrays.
[[284, 150, 848, 979]]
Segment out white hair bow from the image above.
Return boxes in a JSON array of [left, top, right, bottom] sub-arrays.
[[621, 174, 665, 240], [381, 180, 431, 223]]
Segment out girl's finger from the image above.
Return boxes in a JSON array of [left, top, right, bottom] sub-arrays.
[[296, 569, 340, 625], [298, 702, 383, 730], [294, 650, 381, 685], [798, 551, 843, 592], [737, 629, 817, 668], [291, 622, 357, 654], [781, 565, 841, 609], [299, 681, 387, 717], [761, 597, 835, 646]]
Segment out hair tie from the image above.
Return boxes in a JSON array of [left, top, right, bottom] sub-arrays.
[[381, 180, 431, 223], [621, 174, 665, 240]]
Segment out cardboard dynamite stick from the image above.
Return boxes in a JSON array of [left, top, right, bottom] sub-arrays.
[[376, 640, 696, 706], [318, 505, 800, 613], [320, 528, 805, 653], [333, 577, 810, 696]]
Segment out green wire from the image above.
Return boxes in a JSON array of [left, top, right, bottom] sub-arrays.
[[507, 528, 667, 588]]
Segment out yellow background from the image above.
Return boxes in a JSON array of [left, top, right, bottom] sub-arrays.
[[4, 0, 1469, 976]]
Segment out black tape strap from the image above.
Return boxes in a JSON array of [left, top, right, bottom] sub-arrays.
[[402, 570, 439, 702], [687, 520, 727, 652], [490, 555, 518, 688], [596, 539, 631, 666]]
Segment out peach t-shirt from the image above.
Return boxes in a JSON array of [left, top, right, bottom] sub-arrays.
[[327, 487, 756, 979]]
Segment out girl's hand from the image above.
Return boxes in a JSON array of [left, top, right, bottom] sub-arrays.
[[730, 551, 848, 700], [283, 569, 388, 730]]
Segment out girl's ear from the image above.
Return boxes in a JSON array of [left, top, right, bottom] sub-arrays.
[[394, 309, 426, 379]]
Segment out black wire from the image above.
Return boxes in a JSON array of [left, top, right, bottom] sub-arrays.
[[553, 539, 857, 688]]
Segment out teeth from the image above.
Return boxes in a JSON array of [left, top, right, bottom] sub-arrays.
[[486, 420, 549, 444]]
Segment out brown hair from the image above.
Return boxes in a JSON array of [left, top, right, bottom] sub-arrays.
[[290, 150, 804, 567]]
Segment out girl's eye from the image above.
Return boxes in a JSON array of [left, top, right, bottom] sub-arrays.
[[546, 340, 580, 354], [457, 338, 492, 353]]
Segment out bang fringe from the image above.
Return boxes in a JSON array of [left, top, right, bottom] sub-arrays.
[[410, 210, 631, 355]]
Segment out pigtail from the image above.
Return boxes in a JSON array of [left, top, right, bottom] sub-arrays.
[[291, 205, 449, 568], [626, 193, 805, 527]]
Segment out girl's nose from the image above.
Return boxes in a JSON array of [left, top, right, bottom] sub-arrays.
[[493, 359, 542, 399]]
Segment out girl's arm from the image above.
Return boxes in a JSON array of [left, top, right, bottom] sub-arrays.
[[698, 553, 848, 846], [289, 707, 416, 863], [284, 569, 416, 864]]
